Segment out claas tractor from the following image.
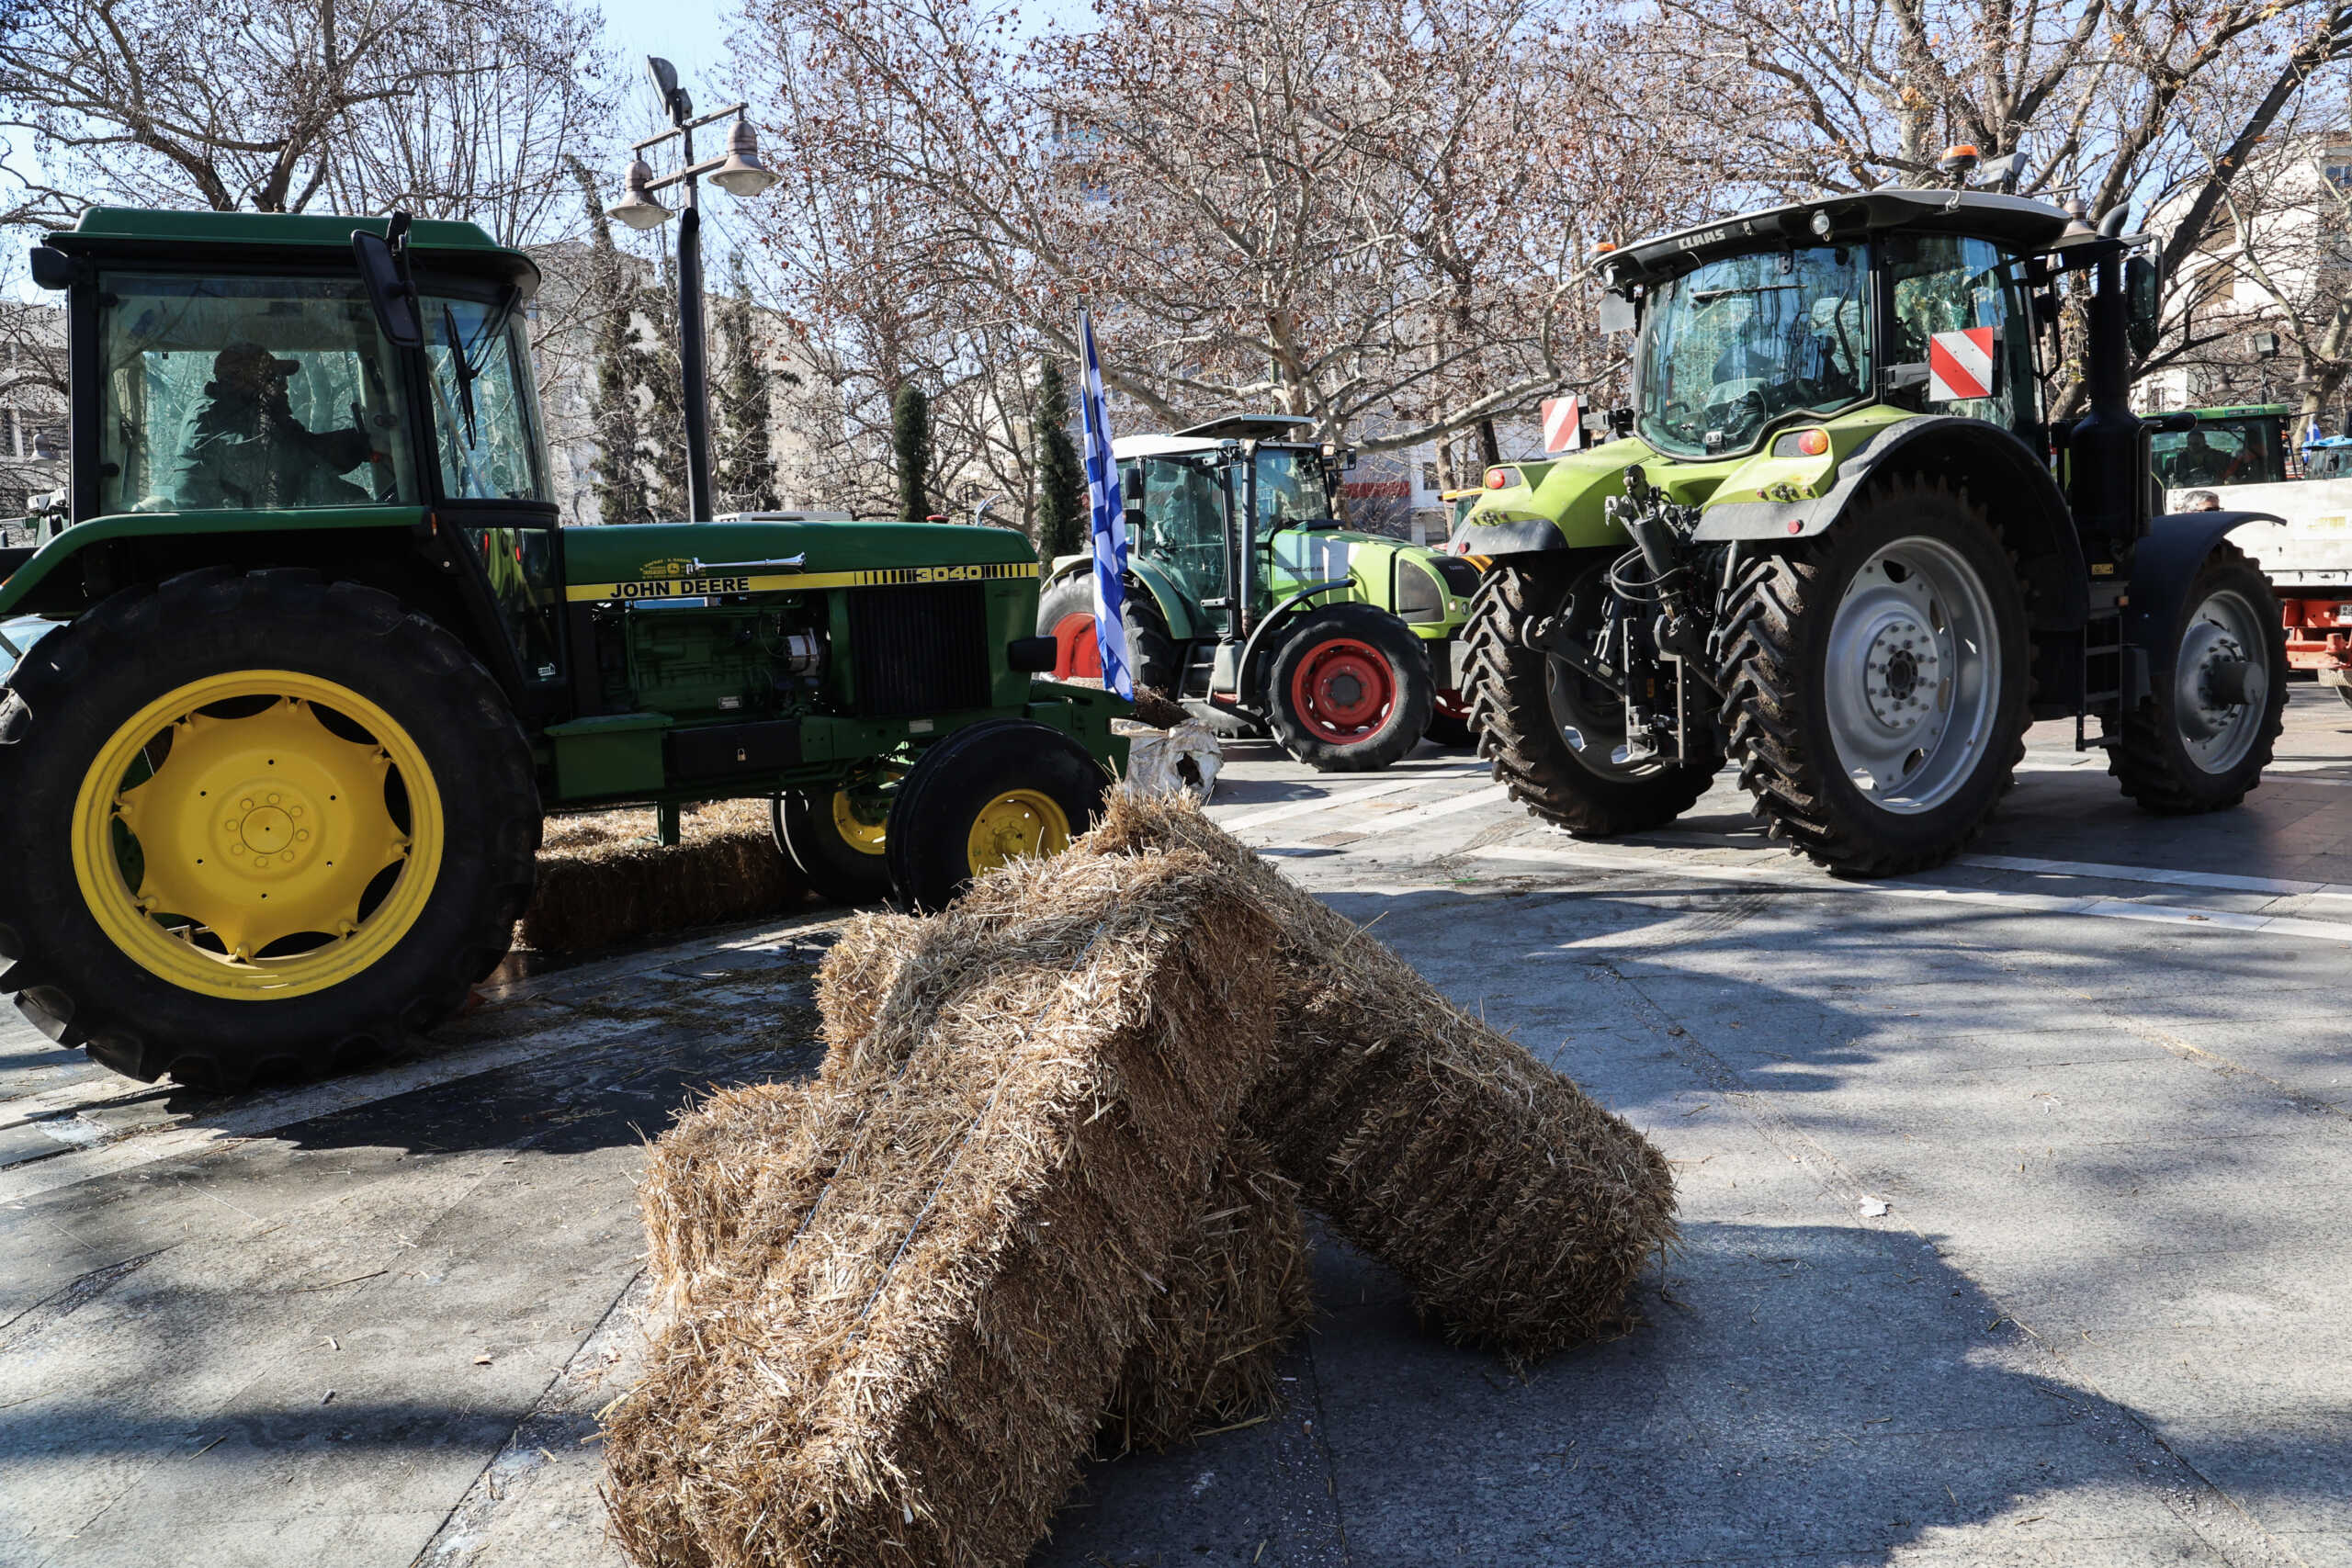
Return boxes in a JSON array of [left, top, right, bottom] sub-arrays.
[[1451, 179, 2289, 874], [0, 208, 1124, 1089], [1038, 415, 1480, 768]]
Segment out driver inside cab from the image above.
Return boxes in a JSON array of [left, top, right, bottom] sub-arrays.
[[170, 342, 380, 511], [2166, 430, 2243, 489]]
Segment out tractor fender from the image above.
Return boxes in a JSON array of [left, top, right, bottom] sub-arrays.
[[1043, 554, 1200, 642], [2125, 510, 2284, 698], [1695, 415, 2090, 632], [1235, 578, 1351, 708]]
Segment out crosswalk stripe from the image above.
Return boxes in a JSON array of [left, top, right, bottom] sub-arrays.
[[1464, 842, 2352, 945]]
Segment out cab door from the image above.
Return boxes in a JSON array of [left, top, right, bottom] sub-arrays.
[[421, 288, 569, 716]]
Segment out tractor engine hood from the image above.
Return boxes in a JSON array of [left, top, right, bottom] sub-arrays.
[[561, 520, 1039, 602]]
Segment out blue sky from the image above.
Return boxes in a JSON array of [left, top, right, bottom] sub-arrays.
[[598, 0, 741, 96]]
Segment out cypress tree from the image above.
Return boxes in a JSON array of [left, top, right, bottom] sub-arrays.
[[571, 157, 648, 525], [716, 260, 779, 513], [892, 381, 932, 520], [1033, 356, 1086, 558], [639, 253, 690, 517]]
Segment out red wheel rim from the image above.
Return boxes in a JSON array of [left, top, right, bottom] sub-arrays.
[[1433, 687, 1471, 723], [1288, 637, 1396, 742], [1051, 612, 1102, 680]]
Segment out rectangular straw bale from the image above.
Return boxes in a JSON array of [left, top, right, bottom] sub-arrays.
[[814, 917, 1313, 1451], [641, 1078, 1311, 1458], [1076, 792, 1678, 1361], [604, 848, 1283, 1568], [1093, 1133, 1311, 1455], [522, 801, 803, 953]]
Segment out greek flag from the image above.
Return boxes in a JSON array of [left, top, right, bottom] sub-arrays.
[[1079, 311, 1134, 701]]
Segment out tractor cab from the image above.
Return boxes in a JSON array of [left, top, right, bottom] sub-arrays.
[[20, 209, 568, 701], [1114, 415, 1351, 637]]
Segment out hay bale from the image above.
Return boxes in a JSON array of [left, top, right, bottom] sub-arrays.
[[1078, 791, 1677, 1360], [1094, 1133, 1310, 1456], [816, 915, 1310, 1450], [641, 1077, 1310, 1458], [604, 849, 1283, 1568], [520, 799, 806, 953]]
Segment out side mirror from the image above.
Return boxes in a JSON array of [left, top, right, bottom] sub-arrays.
[[27, 245, 70, 291], [1599, 294, 1637, 335], [352, 219, 422, 350], [2125, 254, 2162, 360]]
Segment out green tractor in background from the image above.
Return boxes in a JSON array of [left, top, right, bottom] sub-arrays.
[[1038, 415, 1480, 769], [0, 208, 1125, 1089], [1452, 178, 2289, 874], [2151, 404, 2295, 490]]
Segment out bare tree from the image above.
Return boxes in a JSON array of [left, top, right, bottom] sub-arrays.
[[1641, 0, 2352, 414], [735, 0, 1667, 457], [2155, 73, 2352, 440], [0, 0, 614, 237]]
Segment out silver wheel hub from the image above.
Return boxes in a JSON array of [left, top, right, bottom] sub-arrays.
[[2174, 589, 2267, 770], [1823, 537, 2002, 815]]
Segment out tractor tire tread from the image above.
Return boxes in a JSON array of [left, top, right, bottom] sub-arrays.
[[1464, 560, 1715, 836], [1714, 476, 2028, 877]]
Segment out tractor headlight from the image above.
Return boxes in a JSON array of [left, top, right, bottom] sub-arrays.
[[1395, 558, 1447, 623]]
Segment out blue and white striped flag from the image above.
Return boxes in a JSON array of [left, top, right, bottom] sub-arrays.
[[1078, 310, 1133, 701]]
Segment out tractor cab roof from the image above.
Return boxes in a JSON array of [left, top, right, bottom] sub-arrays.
[[1171, 413, 1317, 442], [1601, 189, 2073, 287], [42, 207, 540, 298]]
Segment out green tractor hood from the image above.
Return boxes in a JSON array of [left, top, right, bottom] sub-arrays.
[[560, 520, 1039, 602]]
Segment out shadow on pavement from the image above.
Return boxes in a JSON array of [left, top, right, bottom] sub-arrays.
[[1041, 1221, 2282, 1567]]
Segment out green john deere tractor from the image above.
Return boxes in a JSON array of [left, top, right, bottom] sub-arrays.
[[1452, 182, 2289, 874], [0, 208, 1125, 1089], [1038, 415, 1480, 769]]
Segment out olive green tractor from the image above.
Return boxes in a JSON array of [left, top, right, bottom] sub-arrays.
[[1452, 180, 2288, 874]]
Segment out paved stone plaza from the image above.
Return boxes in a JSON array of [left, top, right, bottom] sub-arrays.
[[4, 689, 2349, 1567]]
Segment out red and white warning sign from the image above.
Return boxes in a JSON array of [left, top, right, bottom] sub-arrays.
[[1928, 328, 1996, 402], [1541, 395, 1581, 453]]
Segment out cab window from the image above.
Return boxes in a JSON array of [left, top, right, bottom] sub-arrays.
[[1253, 447, 1334, 533], [1124, 453, 1230, 604], [1888, 235, 2036, 433], [2152, 419, 2287, 488], [424, 294, 549, 503], [96, 273, 418, 515]]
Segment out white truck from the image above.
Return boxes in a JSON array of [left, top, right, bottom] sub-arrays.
[[2159, 406, 2352, 708]]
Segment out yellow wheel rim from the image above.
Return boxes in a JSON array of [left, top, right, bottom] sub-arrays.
[[830, 786, 889, 856], [69, 670, 444, 1001], [964, 789, 1071, 876]]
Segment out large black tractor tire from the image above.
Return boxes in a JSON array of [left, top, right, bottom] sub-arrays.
[[1424, 682, 1477, 750], [1264, 603, 1435, 772], [0, 568, 539, 1089], [884, 718, 1110, 911], [1036, 571, 1180, 695], [1716, 477, 2029, 875], [1463, 558, 1718, 834], [772, 784, 894, 907], [2106, 541, 2287, 813]]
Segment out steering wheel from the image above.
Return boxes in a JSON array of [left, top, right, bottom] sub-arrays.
[[1702, 386, 1770, 436]]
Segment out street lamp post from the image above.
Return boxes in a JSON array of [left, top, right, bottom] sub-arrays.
[[609, 57, 779, 522]]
